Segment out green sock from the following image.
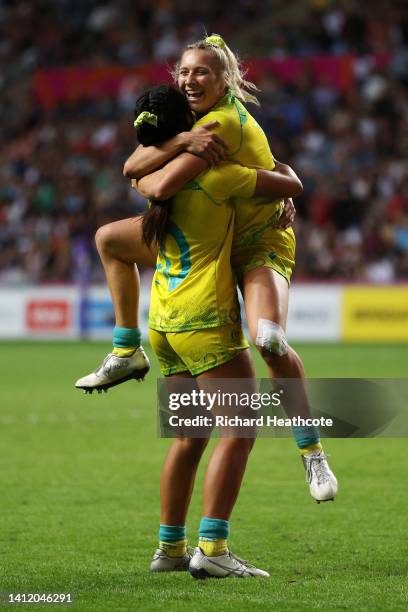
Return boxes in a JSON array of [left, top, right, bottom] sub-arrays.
[[159, 525, 187, 557], [198, 517, 229, 557], [112, 326, 141, 356]]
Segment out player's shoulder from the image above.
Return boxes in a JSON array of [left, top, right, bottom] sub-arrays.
[[198, 162, 256, 201], [194, 109, 237, 134], [194, 94, 241, 131]]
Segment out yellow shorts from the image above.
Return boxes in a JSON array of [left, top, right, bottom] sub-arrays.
[[149, 323, 249, 377], [232, 227, 296, 285]]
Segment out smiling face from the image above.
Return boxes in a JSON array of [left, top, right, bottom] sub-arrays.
[[177, 48, 227, 115]]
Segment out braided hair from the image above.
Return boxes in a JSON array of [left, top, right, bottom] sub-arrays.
[[134, 85, 194, 248]]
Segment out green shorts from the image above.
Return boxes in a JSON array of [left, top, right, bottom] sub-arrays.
[[232, 227, 296, 284], [149, 323, 249, 377]]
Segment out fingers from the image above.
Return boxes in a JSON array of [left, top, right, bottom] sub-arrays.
[[188, 139, 226, 165], [204, 146, 223, 166], [277, 198, 296, 228], [279, 220, 293, 229], [198, 131, 227, 160], [210, 140, 227, 163], [277, 218, 289, 229], [201, 127, 227, 152], [200, 121, 228, 155], [212, 134, 228, 151], [199, 150, 217, 166], [186, 124, 228, 164], [202, 121, 220, 130], [278, 217, 295, 229], [191, 144, 219, 166]]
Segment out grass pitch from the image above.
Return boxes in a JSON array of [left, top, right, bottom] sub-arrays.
[[0, 342, 407, 611]]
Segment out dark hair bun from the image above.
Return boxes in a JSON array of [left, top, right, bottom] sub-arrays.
[[134, 85, 192, 146]]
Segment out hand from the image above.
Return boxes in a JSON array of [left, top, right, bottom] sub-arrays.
[[182, 121, 228, 166], [277, 197, 296, 229]]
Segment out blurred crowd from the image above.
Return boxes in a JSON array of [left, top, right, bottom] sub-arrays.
[[0, 0, 407, 284]]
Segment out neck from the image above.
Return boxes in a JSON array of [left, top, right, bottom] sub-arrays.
[[196, 89, 229, 118]]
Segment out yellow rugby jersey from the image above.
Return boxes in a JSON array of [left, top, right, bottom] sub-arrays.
[[194, 91, 285, 250], [149, 163, 257, 332]]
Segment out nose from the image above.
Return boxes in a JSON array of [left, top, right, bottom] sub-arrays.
[[185, 71, 196, 86]]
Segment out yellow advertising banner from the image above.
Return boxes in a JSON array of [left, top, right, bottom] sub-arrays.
[[343, 287, 408, 341]]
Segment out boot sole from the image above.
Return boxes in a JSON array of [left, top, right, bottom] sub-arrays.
[[189, 567, 222, 579], [77, 366, 150, 394], [189, 567, 256, 579]]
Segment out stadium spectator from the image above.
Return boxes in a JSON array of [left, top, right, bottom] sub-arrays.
[[0, 0, 407, 283]]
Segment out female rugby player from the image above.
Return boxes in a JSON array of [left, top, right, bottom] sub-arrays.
[[75, 35, 337, 505], [128, 84, 306, 578]]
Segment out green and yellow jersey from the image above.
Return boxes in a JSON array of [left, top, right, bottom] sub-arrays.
[[149, 163, 257, 332], [194, 91, 295, 282]]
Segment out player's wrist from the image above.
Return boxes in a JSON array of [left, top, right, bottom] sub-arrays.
[[175, 132, 191, 151]]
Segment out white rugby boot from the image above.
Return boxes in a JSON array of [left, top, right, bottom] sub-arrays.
[[75, 347, 150, 393], [302, 450, 338, 503], [189, 547, 269, 579], [150, 548, 192, 572]]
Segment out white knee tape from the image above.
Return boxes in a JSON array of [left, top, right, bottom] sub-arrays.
[[255, 319, 288, 356]]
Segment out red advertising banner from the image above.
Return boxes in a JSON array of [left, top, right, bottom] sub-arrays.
[[246, 55, 355, 92], [32, 54, 390, 110], [26, 300, 71, 331], [33, 64, 172, 109]]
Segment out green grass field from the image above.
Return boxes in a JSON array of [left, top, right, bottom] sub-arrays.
[[1, 342, 407, 611]]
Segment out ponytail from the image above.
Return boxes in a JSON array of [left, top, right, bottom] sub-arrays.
[[142, 200, 171, 251], [133, 86, 193, 249]]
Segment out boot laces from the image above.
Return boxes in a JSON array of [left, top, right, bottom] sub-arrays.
[[306, 452, 331, 485]]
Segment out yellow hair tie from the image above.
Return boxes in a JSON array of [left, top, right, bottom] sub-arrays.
[[134, 111, 158, 129], [205, 34, 226, 50]]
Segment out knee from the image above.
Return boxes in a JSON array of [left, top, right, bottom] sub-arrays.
[[259, 346, 289, 370], [95, 223, 118, 257], [254, 318, 289, 367]]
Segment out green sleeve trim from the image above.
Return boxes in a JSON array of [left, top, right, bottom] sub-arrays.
[[181, 179, 202, 191], [181, 178, 223, 207]]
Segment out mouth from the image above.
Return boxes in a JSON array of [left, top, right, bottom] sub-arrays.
[[186, 91, 204, 103]]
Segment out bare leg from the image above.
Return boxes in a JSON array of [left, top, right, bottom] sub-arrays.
[[200, 349, 256, 520], [75, 217, 157, 390], [160, 349, 256, 524], [160, 373, 209, 525], [95, 216, 157, 328], [202, 437, 254, 519], [241, 268, 338, 504], [242, 267, 311, 418], [160, 437, 209, 524], [158, 351, 271, 576]]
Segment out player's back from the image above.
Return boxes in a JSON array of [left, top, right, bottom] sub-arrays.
[[149, 162, 257, 332]]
